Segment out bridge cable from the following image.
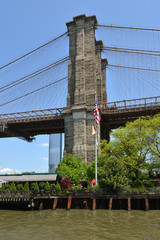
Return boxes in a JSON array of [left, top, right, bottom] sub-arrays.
[[0, 56, 69, 93], [97, 24, 160, 32], [0, 76, 68, 107], [103, 46, 160, 56], [107, 64, 160, 72], [0, 32, 68, 71]]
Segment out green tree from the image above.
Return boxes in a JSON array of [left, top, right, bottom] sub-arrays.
[[44, 181, 50, 191], [17, 184, 24, 191], [55, 154, 88, 184], [10, 182, 17, 192], [33, 182, 39, 192], [5, 183, 10, 191], [98, 157, 129, 192], [0, 183, 6, 192], [39, 182, 45, 190], [23, 182, 29, 191], [99, 114, 160, 178], [30, 182, 36, 190], [55, 182, 61, 190]]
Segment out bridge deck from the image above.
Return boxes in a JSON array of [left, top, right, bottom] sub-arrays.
[[0, 96, 160, 141]]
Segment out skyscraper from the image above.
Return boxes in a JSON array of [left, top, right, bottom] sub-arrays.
[[49, 133, 63, 173]]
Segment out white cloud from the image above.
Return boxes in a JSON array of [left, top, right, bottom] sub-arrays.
[[42, 157, 48, 161], [41, 143, 49, 147], [0, 168, 19, 175]]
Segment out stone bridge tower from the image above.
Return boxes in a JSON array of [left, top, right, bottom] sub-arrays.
[[63, 14, 107, 164]]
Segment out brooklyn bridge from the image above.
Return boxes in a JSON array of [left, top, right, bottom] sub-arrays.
[[0, 14, 160, 163]]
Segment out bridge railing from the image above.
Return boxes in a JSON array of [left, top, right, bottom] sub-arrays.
[[0, 108, 64, 123], [102, 96, 160, 113]]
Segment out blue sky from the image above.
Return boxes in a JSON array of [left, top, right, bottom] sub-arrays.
[[0, 0, 160, 174]]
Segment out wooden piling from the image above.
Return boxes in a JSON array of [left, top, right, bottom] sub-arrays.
[[67, 196, 72, 210], [109, 198, 113, 210], [39, 202, 43, 211], [92, 198, 96, 210], [53, 197, 58, 210], [128, 198, 131, 211], [145, 198, 149, 211]]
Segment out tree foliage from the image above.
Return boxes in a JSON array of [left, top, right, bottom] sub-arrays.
[[55, 182, 61, 190], [87, 114, 160, 192], [10, 182, 17, 192], [98, 157, 129, 192], [44, 181, 50, 191], [55, 154, 88, 184], [0, 183, 6, 192], [17, 184, 24, 191], [33, 182, 39, 192], [23, 182, 29, 191], [99, 114, 160, 178], [39, 182, 45, 190], [87, 156, 129, 192]]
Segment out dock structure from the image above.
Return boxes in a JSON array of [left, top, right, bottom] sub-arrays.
[[0, 191, 160, 211]]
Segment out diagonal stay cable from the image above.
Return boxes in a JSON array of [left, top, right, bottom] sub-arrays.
[[0, 32, 68, 71], [97, 24, 160, 32], [0, 56, 69, 93], [107, 64, 160, 72], [0, 76, 68, 107], [103, 46, 160, 56]]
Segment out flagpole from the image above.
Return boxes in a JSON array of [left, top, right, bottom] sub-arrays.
[[95, 93, 98, 186]]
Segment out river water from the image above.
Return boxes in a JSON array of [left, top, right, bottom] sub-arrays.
[[0, 209, 160, 240]]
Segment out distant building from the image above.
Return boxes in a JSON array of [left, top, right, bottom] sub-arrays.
[[49, 134, 63, 173]]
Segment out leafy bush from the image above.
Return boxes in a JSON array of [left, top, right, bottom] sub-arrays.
[[5, 183, 10, 191], [89, 185, 100, 192], [23, 182, 29, 191], [132, 179, 143, 188], [145, 180, 155, 188], [139, 172, 149, 181], [128, 171, 137, 181], [55, 182, 61, 190], [60, 177, 73, 189], [98, 157, 129, 192], [0, 183, 6, 192], [50, 184, 55, 191], [55, 154, 88, 184], [17, 184, 24, 191], [72, 185, 81, 191], [44, 181, 50, 191], [39, 182, 45, 190], [132, 187, 148, 194], [10, 182, 17, 192], [33, 182, 39, 192], [30, 182, 36, 190]]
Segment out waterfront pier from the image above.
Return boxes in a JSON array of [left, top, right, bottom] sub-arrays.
[[1, 191, 160, 211]]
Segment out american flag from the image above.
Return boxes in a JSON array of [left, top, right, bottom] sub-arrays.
[[94, 97, 100, 125]]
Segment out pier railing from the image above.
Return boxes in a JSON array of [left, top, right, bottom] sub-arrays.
[[1, 187, 160, 199]]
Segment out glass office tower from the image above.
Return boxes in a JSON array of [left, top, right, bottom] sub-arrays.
[[49, 133, 62, 173]]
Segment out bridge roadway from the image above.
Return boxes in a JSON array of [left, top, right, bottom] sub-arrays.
[[0, 96, 160, 141]]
